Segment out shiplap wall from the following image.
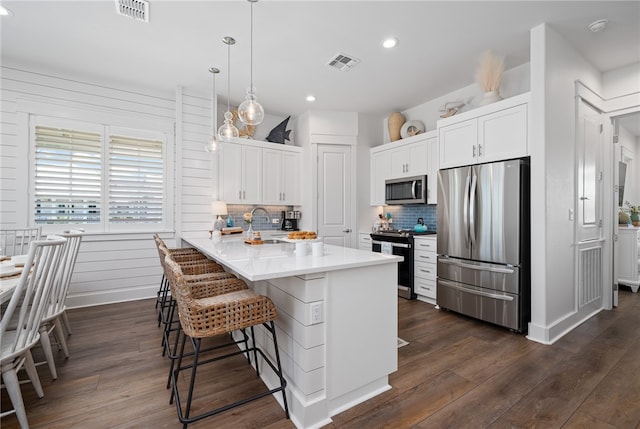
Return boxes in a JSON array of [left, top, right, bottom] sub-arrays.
[[0, 64, 217, 307]]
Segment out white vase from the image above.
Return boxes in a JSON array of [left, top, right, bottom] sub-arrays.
[[245, 224, 254, 239], [478, 90, 503, 106]]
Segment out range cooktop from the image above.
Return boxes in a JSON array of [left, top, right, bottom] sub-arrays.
[[371, 229, 436, 238]]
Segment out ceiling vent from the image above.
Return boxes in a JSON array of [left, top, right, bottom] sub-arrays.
[[327, 53, 360, 72], [115, 0, 149, 23]]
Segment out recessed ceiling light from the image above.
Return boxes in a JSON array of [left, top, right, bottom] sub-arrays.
[[306, 95, 316, 102], [382, 37, 399, 49], [588, 19, 608, 33], [0, 6, 13, 16]]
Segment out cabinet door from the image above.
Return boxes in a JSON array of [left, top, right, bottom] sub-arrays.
[[262, 148, 283, 205], [370, 150, 391, 205], [282, 151, 301, 205], [439, 119, 478, 169], [407, 141, 428, 175], [242, 145, 262, 204], [478, 103, 528, 163], [390, 147, 409, 177], [220, 143, 243, 204], [426, 136, 439, 204]]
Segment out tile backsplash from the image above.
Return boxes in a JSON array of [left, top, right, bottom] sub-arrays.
[[374, 205, 437, 232], [226, 205, 291, 231]]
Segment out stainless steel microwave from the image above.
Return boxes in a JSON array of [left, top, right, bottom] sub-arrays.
[[385, 175, 427, 205]]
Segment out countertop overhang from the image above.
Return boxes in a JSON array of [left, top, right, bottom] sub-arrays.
[[181, 235, 402, 281]]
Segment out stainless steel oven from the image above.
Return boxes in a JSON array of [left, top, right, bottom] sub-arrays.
[[385, 175, 427, 205]]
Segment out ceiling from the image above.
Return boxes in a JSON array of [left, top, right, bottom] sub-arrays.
[[2, 1, 639, 117]]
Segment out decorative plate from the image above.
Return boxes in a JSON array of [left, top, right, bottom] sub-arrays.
[[400, 120, 425, 139]]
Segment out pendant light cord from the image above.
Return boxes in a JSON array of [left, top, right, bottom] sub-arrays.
[[227, 42, 231, 113], [250, 1, 254, 92], [212, 71, 217, 130]]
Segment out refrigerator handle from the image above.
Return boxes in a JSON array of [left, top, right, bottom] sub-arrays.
[[463, 172, 471, 249], [469, 170, 477, 247]]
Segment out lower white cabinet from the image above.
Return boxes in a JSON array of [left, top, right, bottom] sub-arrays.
[[618, 227, 640, 292], [359, 232, 372, 251], [413, 236, 437, 303]]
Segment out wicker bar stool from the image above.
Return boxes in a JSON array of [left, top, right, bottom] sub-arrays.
[[160, 254, 247, 389], [153, 233, 207, 317], [165, 257, 289, 428], [155, 242, 227, 351]]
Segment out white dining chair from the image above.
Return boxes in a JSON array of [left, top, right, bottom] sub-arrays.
[[36, 232, 83, 379], [0, 236, 67, 429], [0, 228, 42, 258]]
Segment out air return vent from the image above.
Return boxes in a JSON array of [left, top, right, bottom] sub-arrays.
[[327, 52, 360, 72], [115, 0, 149, 23]]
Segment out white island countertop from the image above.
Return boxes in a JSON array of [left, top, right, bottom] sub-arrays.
[[181, 236, 402, 281]]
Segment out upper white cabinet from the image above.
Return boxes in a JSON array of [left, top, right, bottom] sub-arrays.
[[438, 93, 529, 169], [370, 131, 438, 206], [220, 142, 262, 204], [220, 138, 302, 205], [390, 140, 428, 177], [263, 148, 301, 205]]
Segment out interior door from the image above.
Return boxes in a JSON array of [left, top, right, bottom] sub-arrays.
[[577, 99, 603, 243], [317, 144, 352, 247]]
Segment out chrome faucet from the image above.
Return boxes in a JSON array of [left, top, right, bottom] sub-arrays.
[[250, 206, 272, 223]]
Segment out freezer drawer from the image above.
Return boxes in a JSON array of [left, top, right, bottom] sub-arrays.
[[437, 278, 522, 332], [437, 256, 520, 294]]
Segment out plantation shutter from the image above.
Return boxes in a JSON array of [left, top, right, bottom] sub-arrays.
[[108, 134, 164, 224], [34, 125, 102, 225]]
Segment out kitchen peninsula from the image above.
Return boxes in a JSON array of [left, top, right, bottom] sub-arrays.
[[181, 236, 402, 429]]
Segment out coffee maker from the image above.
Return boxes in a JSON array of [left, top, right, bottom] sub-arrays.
[[281, 210, 301, 231]]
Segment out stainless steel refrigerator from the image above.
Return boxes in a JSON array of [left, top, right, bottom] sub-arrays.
[[436, 158, 530, 332]]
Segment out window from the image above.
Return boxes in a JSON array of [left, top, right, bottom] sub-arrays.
[[31, 116, 171, 233]]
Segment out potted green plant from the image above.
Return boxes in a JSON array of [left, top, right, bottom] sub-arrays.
[[625, 201, 640, 226]]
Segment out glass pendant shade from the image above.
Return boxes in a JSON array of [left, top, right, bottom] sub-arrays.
[[218, 111, 239, 140], [219, 36, 238, 142], [238, 0, 264, 126], [205, 133, 218, 153], [238, 87, 264, 125]]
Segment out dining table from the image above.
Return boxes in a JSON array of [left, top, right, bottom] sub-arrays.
[[0, 256, 27, 304]]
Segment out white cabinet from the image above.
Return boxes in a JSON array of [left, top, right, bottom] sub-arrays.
[[390, 140, 428, 177], [618, 227, 640, 292], [220, 138, 302, 206], [413, 236, 437, 303], [370, 131, 438, 206], [262, 148, 301, 205], [370, 150, 391, 206], [220, 143, 262, 204], [358, 232, 372, 251], [438, 93, 529, 169]]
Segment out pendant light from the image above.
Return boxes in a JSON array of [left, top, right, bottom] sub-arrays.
[[205, 67, 220, 153], [218, 36, 239, 141], [237, 0, 264, 126]]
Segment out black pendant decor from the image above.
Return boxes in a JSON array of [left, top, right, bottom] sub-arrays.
[[266, 116, 291, 144]]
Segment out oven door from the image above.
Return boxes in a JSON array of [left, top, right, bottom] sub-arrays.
[[372, 240, 413, 299]]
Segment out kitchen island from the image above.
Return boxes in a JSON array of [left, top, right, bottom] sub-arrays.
[[181, 235, 402, 429]]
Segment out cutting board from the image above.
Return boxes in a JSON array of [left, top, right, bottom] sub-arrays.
[[244, 239, 264, 245]]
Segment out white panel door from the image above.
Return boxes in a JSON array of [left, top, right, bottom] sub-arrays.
[[242, 145, 262, 204], [220, 143, 243, 203], [577, 100, 603, 243], [317, 144, 352, 247], [439, 119, 478, 169], [282, 151, 301, 205]]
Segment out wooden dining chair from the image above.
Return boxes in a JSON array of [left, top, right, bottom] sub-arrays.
[[0, 228, 41, 257], [36, 232, 83, 379], [0, 236, 67, 429]]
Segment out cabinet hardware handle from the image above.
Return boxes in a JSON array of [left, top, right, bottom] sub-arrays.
[[243, 190, 246, 199], [478, 144, 483, 156], [342, 229, 352, 233], [473, 146, 476, 157], [239, 190, 242, 199]]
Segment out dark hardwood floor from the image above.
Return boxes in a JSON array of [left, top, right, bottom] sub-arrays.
[[2, 289, 639, 428]]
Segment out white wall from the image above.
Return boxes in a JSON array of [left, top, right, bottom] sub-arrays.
[[602, 62, 640, 99], [356, 113, 385, 232], [382, 63, 530, 144], [527, 23, 603, 344], [0, 63, 176, 307]]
